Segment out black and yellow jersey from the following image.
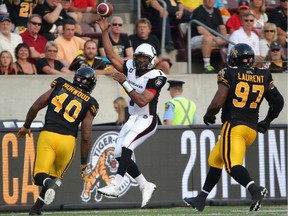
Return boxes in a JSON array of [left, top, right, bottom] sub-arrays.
[[42, 77, 99, 137], [7, 0, 38, 27], [218, 66, 273, 129]]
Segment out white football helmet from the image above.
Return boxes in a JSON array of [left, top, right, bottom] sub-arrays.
[[133, 43, 157, 71]]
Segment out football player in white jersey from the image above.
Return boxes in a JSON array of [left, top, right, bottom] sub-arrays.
[[96, 17, 167, 208]]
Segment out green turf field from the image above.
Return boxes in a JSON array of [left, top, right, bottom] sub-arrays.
[[0, 205, 287, 216]]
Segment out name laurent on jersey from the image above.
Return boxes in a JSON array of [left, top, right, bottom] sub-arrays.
[[63, 82, 90, 102], [238, 73, 264, 83]]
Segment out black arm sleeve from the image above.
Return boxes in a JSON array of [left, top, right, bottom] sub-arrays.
[[265, 87, 284, 119]]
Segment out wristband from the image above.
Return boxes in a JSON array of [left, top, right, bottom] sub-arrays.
[[23, 122, 30, 129], [122, 81, 134, 93]]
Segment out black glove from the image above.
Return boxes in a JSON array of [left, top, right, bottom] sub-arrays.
[[203, 115, 216, 126], [257, 120, 270, 133]]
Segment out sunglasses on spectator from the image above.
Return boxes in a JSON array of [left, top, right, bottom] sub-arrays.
[[47, 50, 57, 53], [112, 23, 123, 27], [265, 30, 275, 32], [271, 49, 280, 52], [30, 21, 42, 26], [244, 19, 254, 22]]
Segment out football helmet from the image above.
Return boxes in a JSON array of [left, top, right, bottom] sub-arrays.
[[133, 43, 157, 71], [73, 66, 97, 93], [228, 43, 255, 68]]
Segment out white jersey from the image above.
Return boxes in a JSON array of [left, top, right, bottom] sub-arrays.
[[124, 60, 167, 116]]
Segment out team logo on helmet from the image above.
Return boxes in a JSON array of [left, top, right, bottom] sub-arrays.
[[80, 131, 137, 202], [230, 48, 238, 58]]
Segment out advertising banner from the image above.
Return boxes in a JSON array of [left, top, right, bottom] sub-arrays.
[[0, 125, 286, 211]]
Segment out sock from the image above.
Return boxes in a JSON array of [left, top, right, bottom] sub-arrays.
[[34, 173, 51, 187], [127, 160, 141, 178], [203, 58, 211, 67], [246, 181, 259, 197], [117, 147, 133, 176], [230, 165, 253, 187], [135, 174, 148, 189], [202, 167, 222, 193], [32, 196, 45, 210]]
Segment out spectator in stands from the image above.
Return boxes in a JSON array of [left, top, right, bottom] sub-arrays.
[[35, 41, 72, 74], [113, 96, 129, 126], [268, 0, 288, 48], [226, 0, 250, 35], [191, 0, 227, 73], [250, 0, 268, 36], [128, 18, 171, 74], [0, 50, 15, 75], [54, 19, 86, 66], [144, 0, 191, 52], [68, 0, 100, 24], [0, 17, 23, 62], [98, 16, 133, 60], [33, 0, 75, 41], [69, 39, 114, 75], [214, 0, 231, 24], [259, 22, 278, 57], [182, 0, 202, 13], [228, 12, 262, 65], [265, 41, 287, 73], [20, 14, 48, 64], [61, 0, 84, 36], [7, 0, 37, 34], [12, 43, 37, 74], [0, 0, 9, 21]]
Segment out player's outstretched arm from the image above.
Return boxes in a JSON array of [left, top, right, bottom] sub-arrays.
[[204, 83, 228, 125], [17, 88, 53, 138], [80, 110, 96, 181], [257, 85, 284, 133], [96, 17, 124, 73]]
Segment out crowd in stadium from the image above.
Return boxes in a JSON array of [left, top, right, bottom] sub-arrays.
[[0, 0, 287, 75]]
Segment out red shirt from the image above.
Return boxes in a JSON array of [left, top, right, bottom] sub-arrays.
[[71, 0, 95, 8], [226, 14, 242, 32], [21, 30, 48, 63]]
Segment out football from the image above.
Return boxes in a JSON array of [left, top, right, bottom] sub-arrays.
[[97, 2, 114, 17]]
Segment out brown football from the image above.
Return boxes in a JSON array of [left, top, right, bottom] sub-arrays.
[[97, 2, 114, 17]]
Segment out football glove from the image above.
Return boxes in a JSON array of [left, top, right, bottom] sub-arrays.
[[17, 127, 31, 138], [81, 164, 92, 183], [257, 120, 270, 134], [203, 115, 216, 126]]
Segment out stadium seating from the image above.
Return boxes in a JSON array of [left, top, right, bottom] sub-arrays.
[[176, 23, 227, 73]]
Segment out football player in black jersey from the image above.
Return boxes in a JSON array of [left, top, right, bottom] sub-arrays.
[[17, 66, 99, 215], [184, 43, 284, 212], [96, 17, 167, 208]]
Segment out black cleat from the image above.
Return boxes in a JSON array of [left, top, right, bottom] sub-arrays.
[[184, 196, 206, 212], [250, 186, 268, 211], [44, 178, 62, 205], [29, 206, 43, 215]]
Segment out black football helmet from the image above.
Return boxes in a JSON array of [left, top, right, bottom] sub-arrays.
[[73, 66, 97, 93], [228, 43, 255, 68]]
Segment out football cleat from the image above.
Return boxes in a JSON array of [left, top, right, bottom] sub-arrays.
[[183, 195, 206, 212], [97, 183, 119, 197], [29, 206, 43, 215], [140, 182, 156, 208], [44, 178, 62, 205], [250, 186, 268, 211]]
